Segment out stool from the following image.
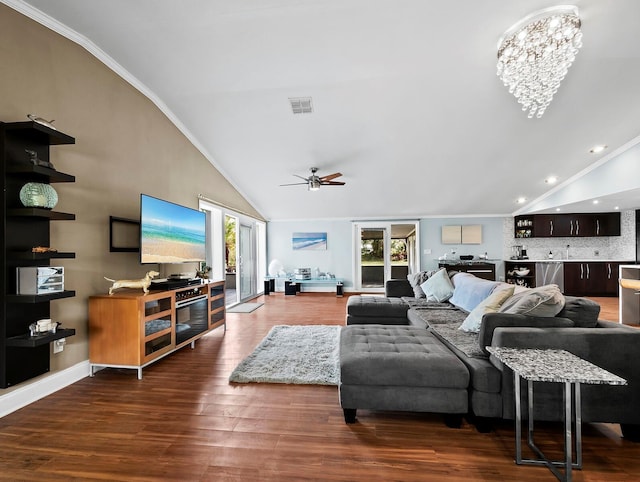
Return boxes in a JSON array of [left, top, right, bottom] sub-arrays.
[[346, 296, 409, 325], [284, 280, 297, 295], [339, 325, 469, 425]]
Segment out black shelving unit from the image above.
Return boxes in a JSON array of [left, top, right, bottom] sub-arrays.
[[1, 120, 77, 388]]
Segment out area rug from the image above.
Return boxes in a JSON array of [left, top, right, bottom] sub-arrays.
[[229, 325, 341, 385], [227, 302, 264, 313]]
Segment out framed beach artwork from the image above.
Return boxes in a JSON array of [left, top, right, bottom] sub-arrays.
[[292, 232, 327, 250]]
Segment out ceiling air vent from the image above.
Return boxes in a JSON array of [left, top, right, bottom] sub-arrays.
[[289, 97, 313, 114]]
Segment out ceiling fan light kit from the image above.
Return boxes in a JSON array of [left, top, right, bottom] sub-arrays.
[[280, 167, 345, 191]]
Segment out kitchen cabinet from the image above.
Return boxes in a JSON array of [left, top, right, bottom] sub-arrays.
[[563, 261, 631, 297], [563, 262, 606, 296], [514, 212, 621, 238]]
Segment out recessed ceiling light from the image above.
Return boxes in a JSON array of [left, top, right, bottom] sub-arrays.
[[545, 176, 558, 184], [589, 144, 607, 154], [556, 207, 561, 211], [516, 197, 527, 204], [593, 199, 599, 204], [614, 206, 620, 210]]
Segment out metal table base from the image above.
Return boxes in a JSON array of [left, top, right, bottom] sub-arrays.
[[515, 376, 582, 482]]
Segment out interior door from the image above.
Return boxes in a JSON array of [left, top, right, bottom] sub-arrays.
[[238, 224, 255, 301]]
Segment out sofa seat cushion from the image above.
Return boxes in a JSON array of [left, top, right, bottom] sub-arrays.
[[402, 297, 453, 309], [340, 325, 469, 389], [346, 296, 409, 318], [429, 323, 486, 359], [407, 307, 467, 328]]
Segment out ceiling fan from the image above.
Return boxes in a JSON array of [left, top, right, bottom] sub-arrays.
[[280, 167, 345, 191]]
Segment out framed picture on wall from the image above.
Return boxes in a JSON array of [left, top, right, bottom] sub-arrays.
[[292, 232, 327, 250]]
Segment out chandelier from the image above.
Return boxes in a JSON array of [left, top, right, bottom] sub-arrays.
[[497, 5, 583, 118]]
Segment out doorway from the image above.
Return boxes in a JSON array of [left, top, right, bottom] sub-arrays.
[[238, 223, 256, 302], [354, 221, 419, 291], [199, 200, 266, 307], [224, 215, 238, 305]]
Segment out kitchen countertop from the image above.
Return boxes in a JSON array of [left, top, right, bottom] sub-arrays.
[[506, 259, 634, 263]]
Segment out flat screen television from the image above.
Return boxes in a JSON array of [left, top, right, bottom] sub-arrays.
[[140, 194, 206, 264]]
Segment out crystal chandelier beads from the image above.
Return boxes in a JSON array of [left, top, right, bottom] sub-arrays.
[[497, 6, 582, 118]]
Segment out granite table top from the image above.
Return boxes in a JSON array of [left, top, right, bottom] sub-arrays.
[[486, 347, 627, 386]]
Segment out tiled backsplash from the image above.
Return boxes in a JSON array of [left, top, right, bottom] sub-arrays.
[[503, 210, 636, 261]]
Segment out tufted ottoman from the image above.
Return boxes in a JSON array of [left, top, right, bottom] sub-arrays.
[[339, 325, 470, 425], [346, 296, 409, 325]]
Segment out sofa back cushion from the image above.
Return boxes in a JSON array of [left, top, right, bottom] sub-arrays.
[[449, 273, 501, 313], [498, 284, 565, 317], [557, 296, 601, 327], [478, 313, 575, 355]]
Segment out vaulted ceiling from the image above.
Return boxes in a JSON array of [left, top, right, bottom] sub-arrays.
[[9, 0, 640, 220]]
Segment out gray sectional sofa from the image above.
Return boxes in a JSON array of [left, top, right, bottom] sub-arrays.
[[340, 270, 640, 440]]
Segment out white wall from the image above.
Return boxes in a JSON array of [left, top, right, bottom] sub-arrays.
[[419, 217, 506, 270], [267, 217, 508, 290], [267, 220, 353, 289]]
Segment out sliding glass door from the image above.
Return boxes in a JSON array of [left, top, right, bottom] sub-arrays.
[[238, 223, 255, 302]]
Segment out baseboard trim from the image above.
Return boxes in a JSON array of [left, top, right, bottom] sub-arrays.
[[0, 361, 89, 418]]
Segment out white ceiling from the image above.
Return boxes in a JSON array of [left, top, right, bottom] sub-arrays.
[[10, 0, 640, 220]]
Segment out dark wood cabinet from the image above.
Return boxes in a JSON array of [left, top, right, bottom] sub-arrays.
[[515, 212, 621, 238], [1, 121, 76, 388], [563, 261, 631, 297], [438, 262, 496, 281], [592, 213, 621, 236], [563, 262, 605, 296], [533, 214, 555, 237]]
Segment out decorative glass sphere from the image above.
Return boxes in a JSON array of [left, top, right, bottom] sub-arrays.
[[268, 259, 283, 277], [19, 182, 58, 209]]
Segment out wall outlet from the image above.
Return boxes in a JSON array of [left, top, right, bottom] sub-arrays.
[[424, 248, 431, 255], [53, 338, 66, 354]]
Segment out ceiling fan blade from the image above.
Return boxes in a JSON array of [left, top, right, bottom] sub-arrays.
[[280, 182, 309, 186], [320, 180, 346, 186], [319, 172, 342, 181], [293, 174, 310, 181]]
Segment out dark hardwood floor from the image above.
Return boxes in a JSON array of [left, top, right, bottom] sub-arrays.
[[0, 293, 637, 481]]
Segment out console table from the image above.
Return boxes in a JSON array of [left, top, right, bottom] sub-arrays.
[[88, 280, 225, 379], [285, 278, 344, 296], [487, 347, 626, 482]]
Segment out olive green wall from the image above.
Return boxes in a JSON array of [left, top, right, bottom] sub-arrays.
[[0, 5, 261, 392]]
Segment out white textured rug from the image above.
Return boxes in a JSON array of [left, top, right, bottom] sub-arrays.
[[229, 325, 341, 385]]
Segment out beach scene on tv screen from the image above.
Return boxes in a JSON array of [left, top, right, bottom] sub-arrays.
[[141, 196, 206, 264]]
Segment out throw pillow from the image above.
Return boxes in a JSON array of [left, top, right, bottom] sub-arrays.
[[407, 271, 432, 298], [419, 268, 454, 302], [498, 284, 565, 317], [448, 273, 501, 313], [459, 285, 515, 333]]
